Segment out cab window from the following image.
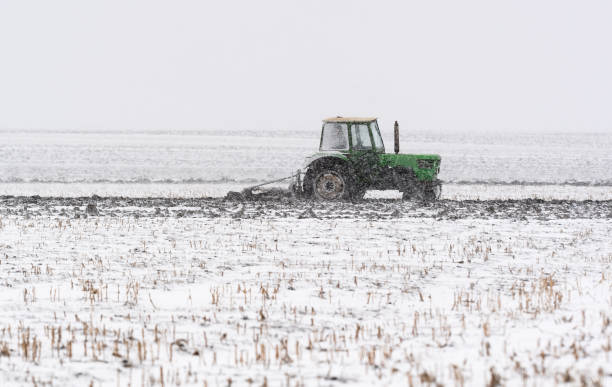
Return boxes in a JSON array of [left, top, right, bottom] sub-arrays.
[[320, 123, 349, 151], [352, 124, 373, 150], [370, 121, 384, 151]]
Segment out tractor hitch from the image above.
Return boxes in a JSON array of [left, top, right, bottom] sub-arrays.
[[225, 170, 303, 201]]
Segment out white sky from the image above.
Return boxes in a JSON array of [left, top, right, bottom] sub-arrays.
[[0, 0, 611, 133]]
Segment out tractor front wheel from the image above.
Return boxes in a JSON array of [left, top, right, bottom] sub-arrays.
[[402, 182, 442, 202], [418, 182, 442, 202], [351, 188, 367, 201]]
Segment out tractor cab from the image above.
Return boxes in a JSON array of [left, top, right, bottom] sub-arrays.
[[319, 117, 384, 153]]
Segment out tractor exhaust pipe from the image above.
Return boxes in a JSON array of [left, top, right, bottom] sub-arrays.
[[394, 120, 399, 154]]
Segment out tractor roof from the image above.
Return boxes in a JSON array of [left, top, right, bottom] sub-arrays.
[[323, 117, 377, 123]]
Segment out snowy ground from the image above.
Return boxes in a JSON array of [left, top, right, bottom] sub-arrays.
[[0, 196, 610, 386], [0, 182, 610, 201]]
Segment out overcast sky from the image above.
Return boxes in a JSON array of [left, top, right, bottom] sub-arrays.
[[0, 0, 611, 133]]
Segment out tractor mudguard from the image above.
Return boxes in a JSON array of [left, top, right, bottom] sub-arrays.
[[302, 151, 349, 171]]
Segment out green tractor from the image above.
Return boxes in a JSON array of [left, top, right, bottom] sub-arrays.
[[293, 117, 442, 201]]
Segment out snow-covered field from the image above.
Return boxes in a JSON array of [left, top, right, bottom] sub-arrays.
[[0, 197, 610, 386], [0, 130, 610, 386]]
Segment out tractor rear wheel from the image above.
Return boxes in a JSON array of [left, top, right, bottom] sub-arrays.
[[313, 169, 351, 201]]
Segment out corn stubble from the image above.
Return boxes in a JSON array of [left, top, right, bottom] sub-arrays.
[[0, 214, 610, 386]]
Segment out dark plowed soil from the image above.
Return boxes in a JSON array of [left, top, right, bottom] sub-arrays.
[[1, 195, 610, 220]]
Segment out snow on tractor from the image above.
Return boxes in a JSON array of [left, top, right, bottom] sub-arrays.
[[227, 117, 442, 201]]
